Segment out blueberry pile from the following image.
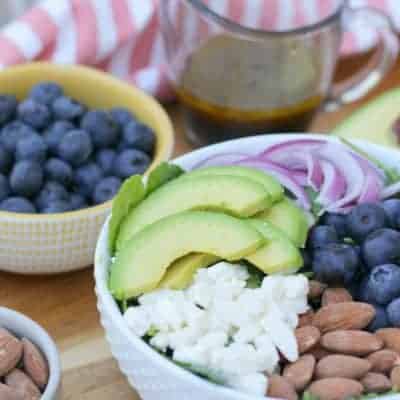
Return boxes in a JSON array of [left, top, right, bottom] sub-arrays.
[[307, 200, 400, 330], [0, 82, 155, 214]]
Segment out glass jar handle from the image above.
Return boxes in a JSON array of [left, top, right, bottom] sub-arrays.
[[325, 7, 399, 111]]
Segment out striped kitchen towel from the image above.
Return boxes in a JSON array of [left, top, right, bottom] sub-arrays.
[[0, 0, 398, 100]]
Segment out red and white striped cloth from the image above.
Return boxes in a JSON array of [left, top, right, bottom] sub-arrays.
[[0, 0, 398, 100]]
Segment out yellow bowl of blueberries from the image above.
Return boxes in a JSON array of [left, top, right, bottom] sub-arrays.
[[0, 62, 174, 274]]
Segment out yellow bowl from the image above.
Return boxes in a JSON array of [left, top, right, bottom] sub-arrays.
[[0, 63, 174, 274]]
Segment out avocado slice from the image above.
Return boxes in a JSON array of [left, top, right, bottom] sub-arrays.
[[258, 198, 308, 247], [159, 253, 220, 290], [146, 162, 184, 195], [246, 219, 303, 274], [333, 88, 400, 148], [109, 211, 264, 299], [182, 165, 284, 203], [116, 175, 272, 251]]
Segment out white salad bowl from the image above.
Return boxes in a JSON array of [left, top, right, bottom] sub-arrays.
[[95, 134, 400, 400]]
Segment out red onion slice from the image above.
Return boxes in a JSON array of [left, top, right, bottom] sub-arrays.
[[259, 138, 326, 160], [358, 172, 382, 203], [191, 152, 249, 169]]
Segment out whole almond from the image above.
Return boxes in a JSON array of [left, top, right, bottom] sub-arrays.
[[321, 288, 352, 306], [308, 281, 327, 299], [321, 330, 384, 356], [376, 328, 400, 354], [367, 349, 400, 374], [315, 355, 371, 380], [0, 383, 23, 400], [308, 378, 363, 400], [313, 302, 375, 333], [391, 366, 400, 389], [361, 372, 392, 393], [267, 375, 298, 400], [5, 369, 41, 400], [283, 354, 315, 392], [22, 338, 49, 389], [309, 345, 332, 361], [298, 310, 315, 328], [295, 326, 321, 354], [0, 328, 23, 377]]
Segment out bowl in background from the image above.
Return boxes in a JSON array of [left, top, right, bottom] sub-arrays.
[[0, 62, 174, 274]]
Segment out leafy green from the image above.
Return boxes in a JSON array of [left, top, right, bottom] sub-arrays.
[[146, 162, 184, 195], [305, 187, 323, 217], [246, 266, 265, 288], [173, 361, 227, 385], [146, 326, 159, 338]]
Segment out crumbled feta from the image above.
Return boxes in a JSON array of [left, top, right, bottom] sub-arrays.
[[124, 262, 309, 396]]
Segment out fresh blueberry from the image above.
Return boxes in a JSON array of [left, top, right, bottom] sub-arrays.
[[44, 158, 73, 186], [387, 297, 400, 327], [356, 276, 375, 303], [17, 99, 52, 130], [41, 200, 72, 214], [362, 229, 400, 269], [0, 95, 17, 125], [69, 193, 88, 210], [307, 225, 338, 250], [365, 264, 400, 305], [320, 212, 347, 238], [95, 149, 117, 175], [0, 197, 36, 213], [312, 243, 359, 285], [93, 177, 121, 204], [0, 144, 12, 174], [345, 203, 387, 243], [0, 174, 10, 202], [122, 121, 156, 155], [110, 107, 136, 128], [367, 303, 390, 331], [10, 161, 43, 198], [15, 134, 47, 163], [81, 110, 119, 148], [35, 181, 69, 210], [383, 199, 400, 230], [29, 82, 63, 105], [52, 96, 86, 121], [1, 121, 37, 152], [113, 149, 151, 179], [74, 163, 103, 197], [58, 129, 93, 166], [43, 121, 74, 155]]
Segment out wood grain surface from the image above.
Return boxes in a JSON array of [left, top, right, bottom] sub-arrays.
[[0, 53, 399, 399]]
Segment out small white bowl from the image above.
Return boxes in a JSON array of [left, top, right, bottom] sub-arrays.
[[95, 134, 400, 400], [0, 307, 61, 399]]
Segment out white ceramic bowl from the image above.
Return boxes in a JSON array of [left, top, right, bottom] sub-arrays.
[[0, 307, 61, 399], [95, 134, 400, 400]]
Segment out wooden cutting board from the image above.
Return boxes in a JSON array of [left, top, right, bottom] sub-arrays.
[[0, 53, 399, 399]]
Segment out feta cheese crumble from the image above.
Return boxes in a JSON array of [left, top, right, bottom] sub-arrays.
[[124, 262, 309, 396]]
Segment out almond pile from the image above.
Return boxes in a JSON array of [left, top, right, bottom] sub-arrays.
[[267, 284, 400, 400], [0, 328, 49, 400]]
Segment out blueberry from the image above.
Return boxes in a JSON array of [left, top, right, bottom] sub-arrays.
[[367, 303, 390, 331], [74, 163, 103, 197], [320, 213, 347, 238], [0, 174, 10, 202], [357, 276, 375, 303], [44, 121, 74, 155], [58, 129, 93, 166], [0, 95, 17, 125], [95, 149, 117, 175], [70, 193, 88, 210], [15, 134, 47, 163], [307, 225, 338, 250], [345, 203, 387, 243], [0, 144, 12, 174], [1, 121, 37, 152], [113, 149, 151, 179], [10, 161, 43, 198], [17, 99, 52, 130], [81, 110, 119, 148], [122, 121, 155, 155], [312, 243, 359, 285], [366, 264, 400, 305], [362, 228, 400, 269], [52, 96, 86, 121], [387, 297, 400, 327], [35, 181, 69, 210], [383, 199, 400, 230], [110, 107, 136, 128], [44, 158, 73, 186], [41, 200, 72, 214], [0, 197, 36, 213], [29, 82, 63, 105], [93, 177, 121, 204]]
